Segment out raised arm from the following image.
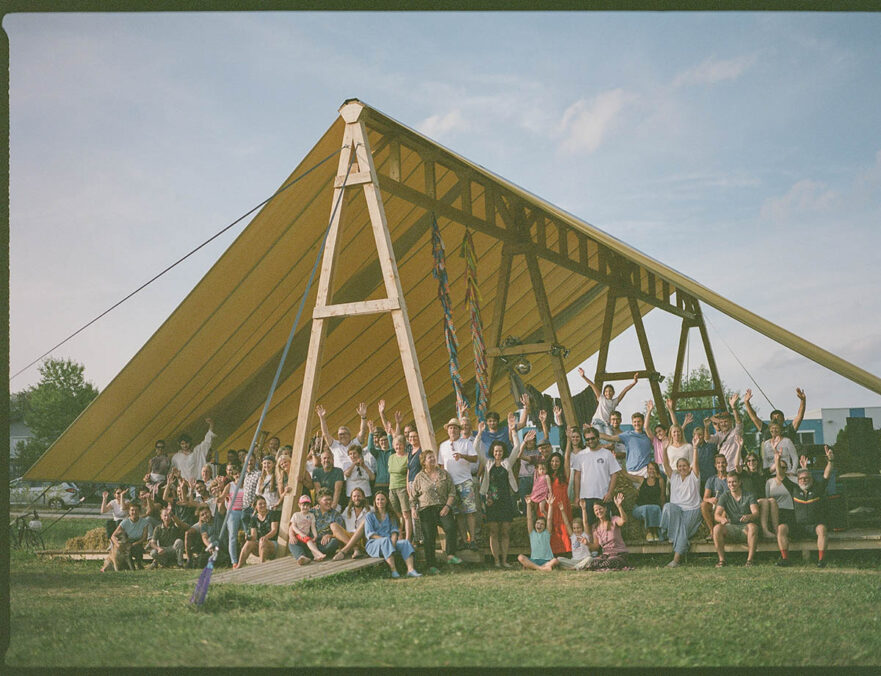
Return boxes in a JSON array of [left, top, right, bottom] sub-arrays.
[[792, 388, 807, 431], [538, 409, 550, 442], [742, 389, 763, 430], [546, 493, 555, 530], [665, 398, 678, 427], [661, 446, 674, 478], [576, 367, 601, 399], [376, 400, 391, 435], [553, 403, 564, 427], [729, 393, 741, 425], [691, 442, 700, 477], [645, 400, 655, 441], [616, 372, 640, 404], [525, 497, 535, 533], [823, 445, 834, 480], [355, 402, 368, 445], [315, 404, 335, 448], [613, 492, 627, 525], [517, 393, 530, 430], [774, 447, 784, 483]]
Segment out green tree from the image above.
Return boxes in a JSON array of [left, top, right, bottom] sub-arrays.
[[12, 358, 99, 475], [648, 365, 759, 452]]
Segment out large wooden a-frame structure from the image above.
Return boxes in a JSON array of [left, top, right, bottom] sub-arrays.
[[28, 99, 881, 554]]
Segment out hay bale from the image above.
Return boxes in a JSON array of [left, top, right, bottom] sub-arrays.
[[65, 527, 109, 551]]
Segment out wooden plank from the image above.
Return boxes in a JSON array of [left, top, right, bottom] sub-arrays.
[[333, 170, 372, 187], [672, 389, 718, 399], [524, 250, 577, 430], [694, 302, 727, 412], [282, 118, 359, 548], [460, 174, 472, 216], [486, 341, 553, 358], [628, 295, 669, 427], [424, 158, 436, 200], [671, 317, 690, 403], [578, 234, 588, 266], [355, 115, 437, 452], [388, 138, 401, 182], [557, 222, 568, 258], [599, 369, 653, 381], [594, 289, 617, 394], [485, 250, 513, 414], [213, 556, 383, 586], [311, 298, 400, 319]]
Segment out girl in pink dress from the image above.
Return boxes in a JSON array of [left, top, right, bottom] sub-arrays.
[[529, 461, 551, 515], [547, 452, 572, 555]]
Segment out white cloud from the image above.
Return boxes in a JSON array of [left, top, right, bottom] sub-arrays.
[[759, 179, 838, 222], [673, 54, 758, 88], [417, 109, 468, 138], [557, 89, 630, 154]]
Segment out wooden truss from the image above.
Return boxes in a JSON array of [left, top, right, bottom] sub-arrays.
[[279, 101, 437, 548]]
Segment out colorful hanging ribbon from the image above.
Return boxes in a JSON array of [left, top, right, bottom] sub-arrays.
[[461, 229, 489, 421], [431, 214, 468, 412]]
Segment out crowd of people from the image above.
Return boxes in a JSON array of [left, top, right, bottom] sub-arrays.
[[99, 378, 837, 575]]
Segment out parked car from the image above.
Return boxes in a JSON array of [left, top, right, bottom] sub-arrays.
[[76, 481, 122, 505], [9, 478, 81, 509]]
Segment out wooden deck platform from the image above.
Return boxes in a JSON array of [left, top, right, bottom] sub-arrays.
[[210, 554, 384, 586], [35, 529, 880, 582]]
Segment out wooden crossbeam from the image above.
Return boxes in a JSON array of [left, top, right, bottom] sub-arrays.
[[377, 172, 693, 321], [312, 298, 401, 319], [486, 341, 554, 358]]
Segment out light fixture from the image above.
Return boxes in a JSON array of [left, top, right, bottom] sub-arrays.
[[513, 356, 532, 375], [649, 371, 665, 384]]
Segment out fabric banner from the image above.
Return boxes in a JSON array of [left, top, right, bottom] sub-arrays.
[[431, 214, 468, 412], [461, 229, 489, 421]]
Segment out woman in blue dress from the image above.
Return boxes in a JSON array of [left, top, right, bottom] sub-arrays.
[[364, 491, 422, 578]]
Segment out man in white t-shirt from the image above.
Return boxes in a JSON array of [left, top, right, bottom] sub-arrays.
[[171, 417, 216, 483], [316, 402, 369, 469], [330, 487, 373, 560], [437, 418, 479, 549], [571, 425, 622, 533]]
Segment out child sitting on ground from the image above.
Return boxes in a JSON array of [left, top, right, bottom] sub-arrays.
[[556, 501, 593, 570], [288, 494, 326, 561], [517, 495, 559, 571]]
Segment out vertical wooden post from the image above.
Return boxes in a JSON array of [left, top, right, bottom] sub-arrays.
[[485, 248, 512, 415], [523, 251, 578, 431], [671, 316, 692, 405], [279, 101, 437, 550], [627, 296, 669, 427], [694, 301, 727, 412], [594, 288, 617, 391]]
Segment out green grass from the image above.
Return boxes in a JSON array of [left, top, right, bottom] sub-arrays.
[[7, 542, 881, 667]]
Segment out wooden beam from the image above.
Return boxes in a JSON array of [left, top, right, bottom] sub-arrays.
[[523, 250, 578, 430], [333, 170, 372, 187], [311, 298, 400, 319], [594, 289, 617, 393], [377, 172, 694, 321], [486, 341, 554, 358], [694, 302, 728, 412], [628, 295, 669, 427], [485, 250, 513, 414], [672, 389, 718, 399], [460, 174, 472, 216], [388, 138, 401, 182], [599, 369, 653, 381], [281, 116, 360, 549], [671, 317, 691, 402]]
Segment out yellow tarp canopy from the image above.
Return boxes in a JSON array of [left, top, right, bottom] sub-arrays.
[[26, 100, 881, 482]]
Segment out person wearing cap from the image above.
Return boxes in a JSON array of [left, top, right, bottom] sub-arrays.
[[775, 445, 834, 567], [288, 494, 327, 562], [439, 417, 480, 549]]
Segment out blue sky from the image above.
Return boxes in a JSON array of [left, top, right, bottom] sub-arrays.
[[7, 11, 881, 422]]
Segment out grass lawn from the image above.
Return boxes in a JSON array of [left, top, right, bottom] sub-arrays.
[[6, 518, 881, 667]]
